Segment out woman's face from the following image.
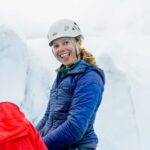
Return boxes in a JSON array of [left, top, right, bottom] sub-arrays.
[[52, 37, 78, 67]]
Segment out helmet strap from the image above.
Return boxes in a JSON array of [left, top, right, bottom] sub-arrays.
[[70, 38, 80, 60]]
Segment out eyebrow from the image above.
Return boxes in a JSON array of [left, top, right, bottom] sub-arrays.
[[53, 38, 71, 44]]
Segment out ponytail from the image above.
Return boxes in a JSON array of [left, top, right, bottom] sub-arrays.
[[79, 48, 97, 66]]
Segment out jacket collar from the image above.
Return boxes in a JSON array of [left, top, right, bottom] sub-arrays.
[[57, 60, 105, 84], [58, 60, 91, 75]]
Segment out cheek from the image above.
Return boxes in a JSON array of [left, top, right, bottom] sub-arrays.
[[70, 46, 76, 56], [70, 51, 77, 60], [52, 49, 58, 57], [72, 49, 76, 55]]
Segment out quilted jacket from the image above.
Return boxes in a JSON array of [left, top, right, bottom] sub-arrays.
[[36, 60, 105, 150]]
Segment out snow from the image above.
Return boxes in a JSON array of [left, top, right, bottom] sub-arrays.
[[0, 0, 150, 149], [0, 25, 28, 105], [96, 54, 140, 150], [1, 26, 149, 150]]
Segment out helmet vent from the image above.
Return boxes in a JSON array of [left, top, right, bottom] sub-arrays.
[[64, 25, 69, 31], [73, 22, 80, 30], [73, 25, 80, 31], [52, 33, 57, 36]]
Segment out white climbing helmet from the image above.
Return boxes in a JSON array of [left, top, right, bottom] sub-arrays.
[[47, 19, 83, 46]]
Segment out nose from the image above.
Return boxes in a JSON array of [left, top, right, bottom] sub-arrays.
[[58, 44, 63, 51], [57, 43, 66, 52]]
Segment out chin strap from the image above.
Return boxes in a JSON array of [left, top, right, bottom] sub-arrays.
[[70, 38, 80, 60]]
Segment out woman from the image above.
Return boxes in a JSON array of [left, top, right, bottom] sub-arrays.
[[36, 19, 105, 150]]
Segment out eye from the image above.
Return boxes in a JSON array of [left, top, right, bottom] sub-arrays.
[[63, 40, 69, 45], [53, 44, 59, 49], [65, 41, 69, 44]]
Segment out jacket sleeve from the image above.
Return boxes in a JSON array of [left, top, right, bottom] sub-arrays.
[[36, 100, 50, 131], [43, 70, 105, 149]]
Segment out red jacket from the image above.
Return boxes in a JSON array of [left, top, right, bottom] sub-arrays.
[[0, 102, 47, 150]]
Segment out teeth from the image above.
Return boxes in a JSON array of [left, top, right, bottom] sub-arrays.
[[61, 53, 67, 57], [60, 53, 69, 58]]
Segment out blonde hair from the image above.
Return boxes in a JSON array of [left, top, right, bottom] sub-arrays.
[[76, 36, 97, 66]]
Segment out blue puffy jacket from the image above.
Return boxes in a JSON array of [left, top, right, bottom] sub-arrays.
[[36, 60, 105, 150]]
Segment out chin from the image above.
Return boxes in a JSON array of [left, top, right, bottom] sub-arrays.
[[63, 60, 75, 67], [64, 63, 72, 67]]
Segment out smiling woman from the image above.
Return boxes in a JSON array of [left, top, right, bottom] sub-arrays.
[[36, 18, 105, 150]]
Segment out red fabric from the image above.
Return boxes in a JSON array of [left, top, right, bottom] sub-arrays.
[[0, 102, 47, 150]]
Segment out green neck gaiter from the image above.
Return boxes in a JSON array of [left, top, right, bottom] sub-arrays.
[[59, 60, 79, 78]]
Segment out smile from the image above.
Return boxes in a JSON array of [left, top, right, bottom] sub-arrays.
[[59, 51, 71, 59]]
